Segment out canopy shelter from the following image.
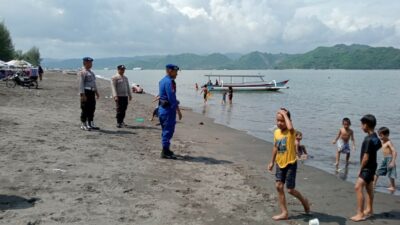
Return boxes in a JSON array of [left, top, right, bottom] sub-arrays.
[[205, 74, 266, 84], [0, 60, 7, 68], [6, 60, 32, 68]]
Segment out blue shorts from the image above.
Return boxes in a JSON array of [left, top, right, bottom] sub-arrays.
[[275, 162, 297, 189], [337, 140, 351, 154]]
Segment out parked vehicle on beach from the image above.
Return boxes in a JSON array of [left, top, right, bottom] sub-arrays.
[[204, 75, 289, 91], [6, 73, 38, 89]]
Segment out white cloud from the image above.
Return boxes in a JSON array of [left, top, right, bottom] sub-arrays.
[[177, 6, 210, 19], [0, 0, 399, 58], [165, 0, 210, 19], [147, 0, 170, 14], [283, 16, 331, 42]]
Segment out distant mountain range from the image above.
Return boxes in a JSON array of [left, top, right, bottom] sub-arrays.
[[42, 44, 400, 70]]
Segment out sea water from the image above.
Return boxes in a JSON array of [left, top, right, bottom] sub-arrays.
[[96, 69, 400, 195]]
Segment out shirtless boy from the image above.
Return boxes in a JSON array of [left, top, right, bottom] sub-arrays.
[[332, 118, 355, 167], [295, 131, 308, 160], [374, 127, 397, 192]]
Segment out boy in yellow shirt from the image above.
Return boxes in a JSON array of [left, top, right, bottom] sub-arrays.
[[268, 108, 310, 220]]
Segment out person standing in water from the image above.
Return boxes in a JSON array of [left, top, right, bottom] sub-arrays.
[[158, 64, 182, 159], [228, 86, 233, 104], [332, 118, 355, 167], [200, 85, 209, 104], [221, 91, 227, 105], [374, 127, 397, 192]]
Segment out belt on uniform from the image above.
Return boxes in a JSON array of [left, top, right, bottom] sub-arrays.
[[84, 87, 96, 91], [159, 99, 171, 108]]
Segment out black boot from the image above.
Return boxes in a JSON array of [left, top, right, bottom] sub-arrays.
[[88, 121, 100, 130], [161, 148, 177, 159], [166, 149, 175, 156], [80, 122, 91, 131]]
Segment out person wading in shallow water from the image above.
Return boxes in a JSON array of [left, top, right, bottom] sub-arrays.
[[228, 86, 233, 104], [158, 64, 182, 159], [111, 65, 132, 128], [78, 57, 100, 131]]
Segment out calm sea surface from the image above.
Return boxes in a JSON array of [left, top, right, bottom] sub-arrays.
[[95, 69, 400, 195]]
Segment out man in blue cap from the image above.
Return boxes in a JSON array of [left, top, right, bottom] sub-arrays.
[[78, 57, 100, 131], [158, 64, 182, 159]]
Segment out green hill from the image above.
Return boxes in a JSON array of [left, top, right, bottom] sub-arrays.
[[198, 53, 232, 69], [275, 44, 400, 69], [226, 51, 290, 69], [42, 44, 400, 70]]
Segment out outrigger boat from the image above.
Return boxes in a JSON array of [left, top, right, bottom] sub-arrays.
[[204, 75, 289, 91]]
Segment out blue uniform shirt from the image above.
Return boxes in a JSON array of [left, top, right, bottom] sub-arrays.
[[158, 75, 178, 111]]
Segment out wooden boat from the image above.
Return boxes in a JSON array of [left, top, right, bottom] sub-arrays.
[[204, 75, 289, 91]]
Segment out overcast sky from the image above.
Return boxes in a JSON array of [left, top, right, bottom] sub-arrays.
[[1, 0, 399, 58]]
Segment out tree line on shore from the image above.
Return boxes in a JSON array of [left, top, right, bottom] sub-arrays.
[[0, 21, 41, 66]]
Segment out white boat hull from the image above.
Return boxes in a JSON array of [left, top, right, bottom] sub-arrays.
[[210, 86, 288, 91], [204, 75, 289, 92], [208, 80, 289, 91]]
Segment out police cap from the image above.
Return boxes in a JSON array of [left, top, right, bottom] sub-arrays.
[[166, 64, 180, 71], [82, 57, 94, 62]]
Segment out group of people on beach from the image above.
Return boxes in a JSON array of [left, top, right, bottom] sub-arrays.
[[78, 57, 182, 159], [268, 108, 397, 222], [331, 117, 397, 192], [77, 57, 397, 222]]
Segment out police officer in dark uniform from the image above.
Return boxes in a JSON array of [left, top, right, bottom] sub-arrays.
[[78, 57, 100, 131], [158, 64, 182, 159]]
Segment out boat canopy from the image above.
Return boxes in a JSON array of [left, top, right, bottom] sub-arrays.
[[204, 74, 265, 83]]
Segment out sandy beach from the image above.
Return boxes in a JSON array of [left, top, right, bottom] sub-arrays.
[[0, 72, 399, 225]]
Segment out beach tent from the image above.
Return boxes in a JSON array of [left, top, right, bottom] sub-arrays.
[[0, 60, 7, 68], [6, 60, 32, 68]]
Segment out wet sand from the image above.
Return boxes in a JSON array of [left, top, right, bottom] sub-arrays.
[[0, 72, 399, 225]]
